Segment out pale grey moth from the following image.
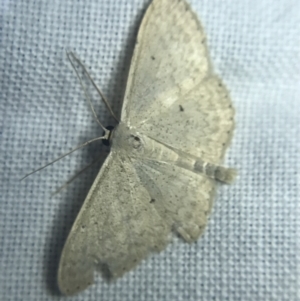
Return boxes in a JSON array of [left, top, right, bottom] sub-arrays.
[[57, 0, 236, 295]]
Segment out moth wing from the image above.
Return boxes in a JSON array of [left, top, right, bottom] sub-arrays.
[[121, 0, 234, 163], [140, 77, 235, 163], [58, 152, 170, 295], [133, 158, 216, 243], [121, 0, 209, 126]]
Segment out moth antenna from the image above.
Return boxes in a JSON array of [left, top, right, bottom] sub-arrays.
[[21, 136, 107, 181], [66, 51, 108, 132], [67, 51, 119, 123], [51, 155, 106, 196]]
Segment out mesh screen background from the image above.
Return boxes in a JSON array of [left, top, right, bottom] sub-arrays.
[[0, 0, 299, 300]]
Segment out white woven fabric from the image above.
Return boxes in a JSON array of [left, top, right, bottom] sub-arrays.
[[0, 0, 299, 300]]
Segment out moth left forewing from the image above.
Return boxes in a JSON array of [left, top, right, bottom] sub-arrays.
[[58, 152, 170, 295]]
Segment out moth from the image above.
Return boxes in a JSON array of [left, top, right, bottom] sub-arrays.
[[57, 0, 236, 295]]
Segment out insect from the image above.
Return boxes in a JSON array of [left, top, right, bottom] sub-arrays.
[[56, 0, 235, 295]]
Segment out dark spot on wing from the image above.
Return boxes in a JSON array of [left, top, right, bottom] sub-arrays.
[[150, 198, 155, 203], [179, 105, 184, 112], [151, 56, 155, 60]]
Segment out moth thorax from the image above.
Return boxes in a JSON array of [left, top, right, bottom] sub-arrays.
[[111, 122, 144, 154], [128, 135, 142, 149]]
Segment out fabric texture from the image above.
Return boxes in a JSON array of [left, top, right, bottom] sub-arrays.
[[0, 0, 299, 300]]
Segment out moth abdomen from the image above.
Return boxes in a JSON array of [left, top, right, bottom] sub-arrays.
[[194, 159, 237, 183]]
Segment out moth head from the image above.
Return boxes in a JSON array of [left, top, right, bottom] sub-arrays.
[[102, 125, 115, 146]]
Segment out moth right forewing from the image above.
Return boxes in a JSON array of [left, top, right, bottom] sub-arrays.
[[121, 0, 209, 126]]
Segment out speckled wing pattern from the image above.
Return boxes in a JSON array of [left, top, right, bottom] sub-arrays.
[[122, 0, 234, 163], [58, 153, 170, 295], [58, 0, 235, 295], [133, 159, 215, 243], [122, 0, 210, 126]]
